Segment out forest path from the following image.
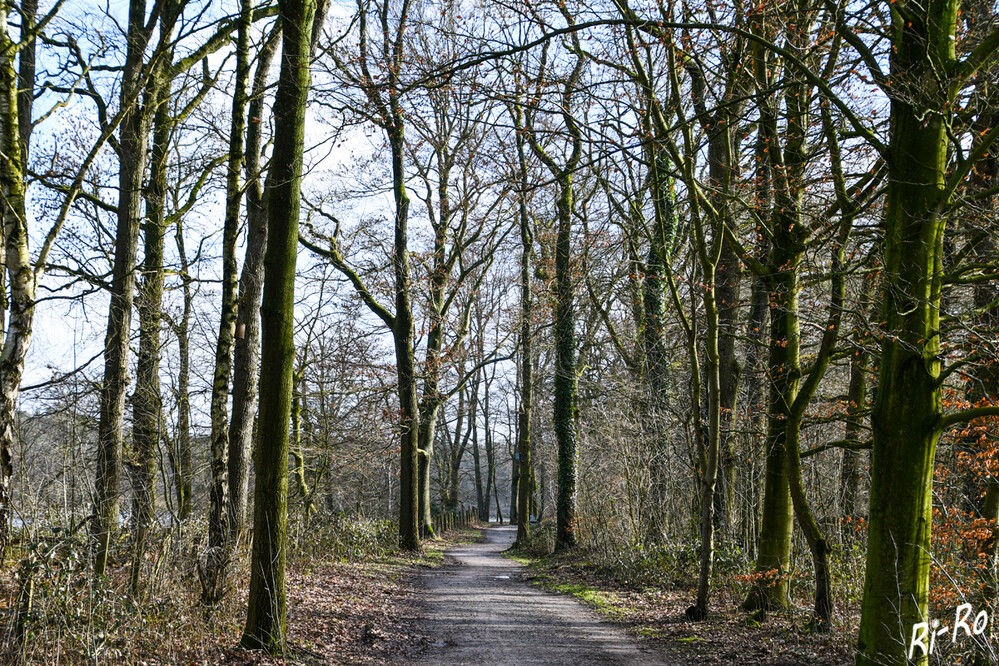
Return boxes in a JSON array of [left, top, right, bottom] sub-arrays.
[[409, 524, 668, 665]]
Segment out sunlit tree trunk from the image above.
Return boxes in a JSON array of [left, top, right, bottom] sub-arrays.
[[0, 4, 34, 561], [130, 65, 171, 593], [203, 0, 252, 605], [514, 112, 533, 544], [389, 116, 420, 550], [94, 0, 157, 576], [173, 220, 194, 522], [416, 164, 451, 537], [228, 23, 280, 541], [857, 1, 999, 661], [241, 0, 315, 651]]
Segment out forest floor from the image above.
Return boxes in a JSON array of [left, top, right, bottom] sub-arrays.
[[0, 525, 479, 665], [3, 523, 857, 664], [219, 523, 857, 665], [501, 529, 858, 665], [214, 529, 479, 665]]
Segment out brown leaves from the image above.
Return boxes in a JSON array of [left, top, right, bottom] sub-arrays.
[[215, 559, 427, 665]]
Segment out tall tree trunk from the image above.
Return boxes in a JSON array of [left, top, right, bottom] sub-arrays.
[[416, 154, 454, 537], [642, 137, 676, 540], [742, 28, 795, 612], [388, 119, 420, 550], [312, 0, 414, 549], [374, 6, 420, 548], [173, 220, 194, 522], [0, 5, 34, 561], [241, 0, 314, 651], [130, 67, 171, 593], [691, 266, 722, 619], [737, 81, 773, 559], [203, 0, 252, 605], [228, 23, 280, 541], [855, 2, 995, 661], [680, 25, 749, 540], [711, 129, 742, 539], [472, 379, 486, 521], [552, 172, 578, 551], [515, 160, 532, 543], [94, 0, 156, 576], [667, 57, 729, 619], [524, 22, 584, 551], [290, 367, 316, 518]]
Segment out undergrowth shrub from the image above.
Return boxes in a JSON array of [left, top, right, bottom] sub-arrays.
[[512, 520, 556, 557], [585, 538, 748, 590], [1, 525, 244, 665], [292, 511, 396, 561], [1, 512, 400, 664]]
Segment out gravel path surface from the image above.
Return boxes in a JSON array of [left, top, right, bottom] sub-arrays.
[[411, 525, 668, 665]]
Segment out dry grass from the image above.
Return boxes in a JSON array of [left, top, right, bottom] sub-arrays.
[[0, 519, 482, 665]]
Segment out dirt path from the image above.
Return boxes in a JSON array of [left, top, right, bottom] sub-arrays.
[[409, 525, 668, 665]]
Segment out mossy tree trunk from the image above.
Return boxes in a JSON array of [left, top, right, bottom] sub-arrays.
[[94, 0, 159, 577], [172, 221, 193, 522], [641, 137, 678, 541], [524, 20, 585, 550], [512, 102, 533, 546], [204, 0, 252, 605], [0, 3, 34, 562], [240, 0, 315, 651], [388, 118, 420, 550], [130, 62, 172, 594], [228, 24, 280, 541], [857, 1, 999, 661], [742, 19, 796, 612], [552, 172, 578, 550], [203, 0, 252, 605]]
